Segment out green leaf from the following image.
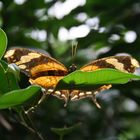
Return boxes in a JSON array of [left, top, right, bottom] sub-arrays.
[[6, 63, 20, 82], [0, 85, 41, 109], [0, 60, 8, 70], [6, 72, 20, 90], [51, 123, 81, 139], [0, 28, 7, 59], [0, 63, 9, 94], [56, 68, 140, 90], [0, 62, 20, 93]]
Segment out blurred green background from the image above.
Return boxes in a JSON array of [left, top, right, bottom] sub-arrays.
[[0, 0, 140, 140]]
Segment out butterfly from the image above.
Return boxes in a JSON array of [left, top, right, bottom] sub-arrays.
[[4, 48, 140, 108]]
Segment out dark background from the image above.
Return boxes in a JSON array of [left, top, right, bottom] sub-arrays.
[[0, 0, 140, 140]]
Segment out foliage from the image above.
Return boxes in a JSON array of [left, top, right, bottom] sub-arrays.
[[0, 0, 140, 140], [56, 69, 140, 90], [0, 29, 41, 108], [0, 86, 41, 109], [0, 28, 7, 59]]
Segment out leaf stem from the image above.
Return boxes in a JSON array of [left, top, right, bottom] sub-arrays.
[[19, 108, 46, 140]]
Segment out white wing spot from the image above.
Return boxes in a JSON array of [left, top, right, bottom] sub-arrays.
[[16, 53, 41, 65], [28, 53, 41, 58], [79, 92, 85, 96], [18, 65, 27, 69], [55, 91, 61, 95], [94, 91, 98, 95], [4, 50, 15, 58], [131, 58, 140, 67], [47, 89, 54, 93], [106, 58, 127, 72], [86, 91, 92, 95]]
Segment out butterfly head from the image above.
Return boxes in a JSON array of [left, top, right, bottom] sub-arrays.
[[68, 64, 77, 73]]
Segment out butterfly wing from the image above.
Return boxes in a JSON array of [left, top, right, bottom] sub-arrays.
[[5, 49, 140, 108], [80, 56, 139, 73], [70, 56, 140, 107], [4, 48, 69, 101]]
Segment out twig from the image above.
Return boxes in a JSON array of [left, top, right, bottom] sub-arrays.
[[19, 108, 46, 140]]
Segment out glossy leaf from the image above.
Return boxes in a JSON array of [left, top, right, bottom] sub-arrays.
[[0, 63, 9, 94], [0, 60, 8, 70], [0, 85, 41, 109], [0, 28, 7, 59], [6, 72, 19, 90], [0, 62, 20, 93], [56, 68, 140, 90], [6, 63, 20, 82]]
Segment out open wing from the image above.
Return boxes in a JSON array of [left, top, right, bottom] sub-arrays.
[[70, 56, 140, 107], [4, 47, 68, 89], [80, 56, 139, 73]]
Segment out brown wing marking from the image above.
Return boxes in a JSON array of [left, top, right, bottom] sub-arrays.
[[4, 48, 68, 77], [80, 56, 139, 73]]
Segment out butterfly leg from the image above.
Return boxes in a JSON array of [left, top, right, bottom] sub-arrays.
[[91, 93, 101, 109], [25, 88, 49, 114], [91, 84, 112, 108], [38, 92, 47, 104]]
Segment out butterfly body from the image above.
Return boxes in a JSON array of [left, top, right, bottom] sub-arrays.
[[4, 48, 140, 107]]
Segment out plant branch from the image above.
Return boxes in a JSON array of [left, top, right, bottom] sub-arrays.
[[18, 108, 46, 140]]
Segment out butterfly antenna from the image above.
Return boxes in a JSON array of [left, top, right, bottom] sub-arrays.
[[71, 41, 78, 64], [69, 41, 78, 73]]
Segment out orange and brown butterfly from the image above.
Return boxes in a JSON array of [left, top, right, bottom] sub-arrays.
[[4, 48, 140, 108]]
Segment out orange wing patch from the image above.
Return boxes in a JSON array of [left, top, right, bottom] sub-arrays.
[[30, 63, 68, 78], [29, 76, 64, 89], [81, 65, 100, 71]]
